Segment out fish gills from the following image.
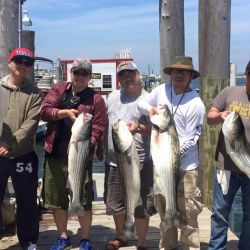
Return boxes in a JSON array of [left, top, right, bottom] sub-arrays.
[[112, 120, 141, 238], [68, 112, 92, 216]]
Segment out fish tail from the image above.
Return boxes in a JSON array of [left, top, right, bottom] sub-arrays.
[[69, 203, 85, 216], [123, 220, 135, 238]]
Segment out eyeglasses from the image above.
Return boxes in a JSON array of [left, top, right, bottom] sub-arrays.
[[118, 70, 135, 77], [171, 69, 192, 75], [12, 58, 34, 67], [72, 69, 90, 77]]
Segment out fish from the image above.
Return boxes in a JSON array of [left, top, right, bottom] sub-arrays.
[[68, 112, 92, 216], [0, 86, 7, 137], [222, 111, 250, 178], [150, 105, 180, 236], [112, 120, 141, 238]]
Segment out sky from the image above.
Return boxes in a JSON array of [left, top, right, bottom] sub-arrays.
[[23, 0, 250, 74]]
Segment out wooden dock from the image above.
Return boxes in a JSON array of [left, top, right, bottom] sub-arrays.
[[0, 174, 239, 249]]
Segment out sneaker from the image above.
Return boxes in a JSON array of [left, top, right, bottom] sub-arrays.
[[27, 243, 38, 250], [50, 237, 72, 250], [79, 239, 92, 250]]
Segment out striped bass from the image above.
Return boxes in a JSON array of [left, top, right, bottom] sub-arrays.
[[150, 105, 180, 234], [112, 120, 141, 238], [68, 112, 92, 215], [222, 111, 250, 178], [0, 86, 7, 137]]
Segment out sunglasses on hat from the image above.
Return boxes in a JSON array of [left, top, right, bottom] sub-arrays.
[[12, 57, 34, 67]]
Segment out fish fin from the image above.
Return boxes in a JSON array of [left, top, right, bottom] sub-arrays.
[[137, 195, 143, 207], [66, 179, 71, 189], [69, 203, 85, 217], [154, 193, 166, 220], [124, 220, 135, 238], [173, 212, 181, 229]]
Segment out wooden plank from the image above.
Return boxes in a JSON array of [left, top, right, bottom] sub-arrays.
[[0, 204, 239, 250]]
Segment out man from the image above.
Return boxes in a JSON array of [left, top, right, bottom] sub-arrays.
[[0, 48, 42, 250], [207, 61, 250, 250], [104, 61, 156, 250], [41, 58, 107, 250], [138, 56, 205, 250]]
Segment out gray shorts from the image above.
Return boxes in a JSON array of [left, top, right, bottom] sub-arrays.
[[104, 159, 156, 218]]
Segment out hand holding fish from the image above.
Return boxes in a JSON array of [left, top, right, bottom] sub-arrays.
[[221, 110, 231, 120], [149, 106, 159, 118], [127, 121, 139, 134], [57, 109, 78, 121]]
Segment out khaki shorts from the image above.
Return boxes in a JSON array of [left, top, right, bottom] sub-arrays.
[[42, 156, 94, 210]]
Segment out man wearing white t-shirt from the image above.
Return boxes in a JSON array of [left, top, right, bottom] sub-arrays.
[[138, 56, 205, 250]]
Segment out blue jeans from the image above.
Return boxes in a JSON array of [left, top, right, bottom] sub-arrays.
[[208, 170, 250, 250]]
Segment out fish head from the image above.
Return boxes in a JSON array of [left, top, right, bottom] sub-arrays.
[[222, 111, 244, 141], [71, 112, 93, 140], [151, 105, 174, 132], [112, 120, 133, 153]]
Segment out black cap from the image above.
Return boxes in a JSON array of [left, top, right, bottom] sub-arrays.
[[246, 61, 250, 72]]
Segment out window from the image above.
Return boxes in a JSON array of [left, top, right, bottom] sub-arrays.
[[103, 75, 112, 89]]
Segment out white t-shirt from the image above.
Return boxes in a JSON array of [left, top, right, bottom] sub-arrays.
[[138, 83, 205, 171]]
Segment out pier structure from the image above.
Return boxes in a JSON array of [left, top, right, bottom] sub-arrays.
[[0, 174, 238, 250]]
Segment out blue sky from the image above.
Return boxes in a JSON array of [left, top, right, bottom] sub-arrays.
[[24, 0, 250, 74]]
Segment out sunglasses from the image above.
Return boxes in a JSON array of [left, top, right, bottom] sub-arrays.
[[118, 70, 135, 77], [72, 69, 90, 77], [12, 58, 34, 67]]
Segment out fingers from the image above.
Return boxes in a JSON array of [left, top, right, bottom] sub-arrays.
[[149, 107, 158, 118]]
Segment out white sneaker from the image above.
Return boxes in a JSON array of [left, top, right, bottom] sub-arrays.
[[27, 243, 38, 250]]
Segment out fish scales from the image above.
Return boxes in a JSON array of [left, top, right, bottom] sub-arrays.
[[150, 105, 180, 233], [112, 120, 141, 238], [223, 111, 250, 178], [68, 112, 92, 216]]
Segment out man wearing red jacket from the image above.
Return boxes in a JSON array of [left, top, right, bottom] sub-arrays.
[[41, 58, 107, 250]]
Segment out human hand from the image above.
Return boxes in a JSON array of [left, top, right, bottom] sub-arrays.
[[221, 110, 231, 120], [149, 107, 158, 118], [127, 121, 139, 134], [68, 109, 78, 122], [0, 143, 10, 156]]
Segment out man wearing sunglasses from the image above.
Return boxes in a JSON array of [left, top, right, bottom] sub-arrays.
[[41, 58, 107, 250], [0, 48, 43, 250], [207, 61, 250, 250]]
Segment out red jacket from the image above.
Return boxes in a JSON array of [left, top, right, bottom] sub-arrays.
[[41, 82, 107, 154]]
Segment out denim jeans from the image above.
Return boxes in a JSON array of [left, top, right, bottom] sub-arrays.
[[208, 170, 250, 250]]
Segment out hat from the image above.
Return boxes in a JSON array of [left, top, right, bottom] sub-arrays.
[[71, 58, 92, 74], [117, 61, 138, 75], [8, 48, 34, 62], [163, 56, 200, 79], [245, 61, 250, 72]]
